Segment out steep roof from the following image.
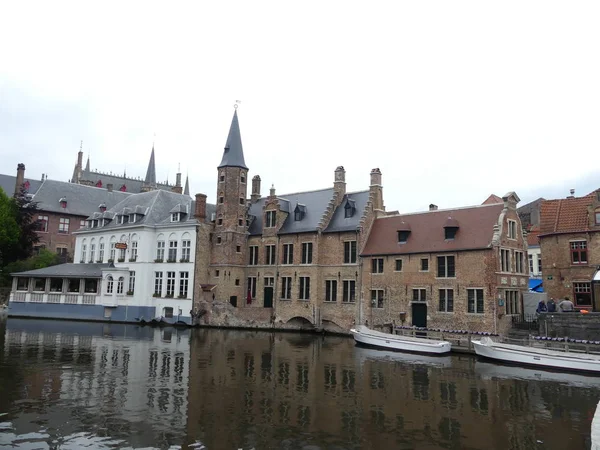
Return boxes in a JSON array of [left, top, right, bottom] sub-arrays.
[[144, 146, 157, 185], [218, 110, 248, 170], [482, 194, 503, 205], [324, 191, 370, 233], [11, 263, 110, 278], [539, 192, 597, 236], [362, 203, 504, 256], [32, 180, 131, 217], [80, 169, 173, 194], [184, 175, 190, 196], [0, 174, 42, 197]]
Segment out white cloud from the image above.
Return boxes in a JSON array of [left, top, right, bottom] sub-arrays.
[[1, 1, 599, 211]]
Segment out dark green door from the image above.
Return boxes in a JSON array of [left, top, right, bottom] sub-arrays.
[[264, 287, 273, 308], [412, 303, 427, 327]]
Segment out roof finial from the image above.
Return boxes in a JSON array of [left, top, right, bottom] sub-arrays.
[[80, 140, 83, 152], [234, 100, 241, 110]]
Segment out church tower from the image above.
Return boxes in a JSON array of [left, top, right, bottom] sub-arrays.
[[211, 109, 250, 305]]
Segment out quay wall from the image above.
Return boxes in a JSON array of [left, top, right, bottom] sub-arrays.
[[538, 313, 600, 340]]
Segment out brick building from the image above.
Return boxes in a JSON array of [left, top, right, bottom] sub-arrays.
[[193, 110, 382, 331], [539, 190, 600, 310], [360, 193, 529, 334]]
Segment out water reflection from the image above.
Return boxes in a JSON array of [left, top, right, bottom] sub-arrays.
[[1, 317, 599, 450]]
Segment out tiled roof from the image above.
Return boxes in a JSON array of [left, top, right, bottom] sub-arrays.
[[482, 194, 503, 205], [539, 192, 597, 235], [527, 225, 541, 247], [0, 174, 43, 197], [362, 203, 504, 256]]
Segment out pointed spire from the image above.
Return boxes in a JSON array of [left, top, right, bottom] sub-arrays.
[[184, 174, 190, 196], [145, 145, 157, 185], [218, 110, 248, 169], [85, 156, 90, 172]]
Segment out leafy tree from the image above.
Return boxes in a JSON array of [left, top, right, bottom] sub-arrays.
[[11, 186, 40, 262], [1, 249, 60, 287], [0, 188, 21, 268]]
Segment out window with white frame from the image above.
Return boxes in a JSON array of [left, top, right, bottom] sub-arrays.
[[168, 241, 177, 261], [247, 276, 257, 299], [171, 212, 180, 222], [574, 282, 592, 307], [413, 288, 427, 302], [166, 271, 175, 296], [98, 241, 104, 262], [131, 241, 138, 261], [265, 245, 276, 265], [38, 215, 49, 232], [343, 280, 356, 303], [371, 258, 384, 274], [179, 272, 189, 298], [181, 240, 191, 261], [265, 211, 276, 228], [106, 275, 114, 294], [325, 280, 337, 302], [117, 276, 124, 294], [249, 246, 258, 265], [505, 290, 520, 315], [571, 241, 588, 264], [109, 241, 116, 261], [344, 241, 357, 264], [58, 217, 70, 234], [371, 289, 384, 308], [80, 219, 86, 229], [439, 289, 454, 312], [128, 271, 135, 294], [81, 243, 87, 262], [301, 242, 313, 264], [154, 272, 163, 296], [282, 243, 293, 265], [89, 243, 95, 262], [508, 220, 517, 239], [529, 254, 534, 274], [299, 277, 310, 300], [118, 246, 126, 261], [281, 277, 292, 299], [500, 249, 510, 272], [467, 288, 484, 314], [156, 241, 165, 261]]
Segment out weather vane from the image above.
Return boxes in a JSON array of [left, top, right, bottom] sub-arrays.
[[234, 100, 241, 110]]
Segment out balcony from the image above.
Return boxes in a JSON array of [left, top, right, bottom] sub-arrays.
[[10, 292, 99, 305]]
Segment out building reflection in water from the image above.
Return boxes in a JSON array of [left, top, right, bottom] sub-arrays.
[[0, 318, 190, 449], [186, 329, 600, 450]]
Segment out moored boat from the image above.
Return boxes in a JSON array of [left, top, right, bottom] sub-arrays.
[[472, 336, 600, 373], [350, 325, 451, 355]]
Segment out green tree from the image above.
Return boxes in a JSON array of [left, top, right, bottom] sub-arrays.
[[0, 188, 21, 268], [12, 186, 40, 262], [1, 249, 60, 287]]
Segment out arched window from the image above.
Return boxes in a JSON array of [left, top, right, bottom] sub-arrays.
[[81, 239, 87, 263], [117, 276, 124, 294], [106, 275, 114, 294], [89, 238, 96, 263], [98, 237, 105, 262]]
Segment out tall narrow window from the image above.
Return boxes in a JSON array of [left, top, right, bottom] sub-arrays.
[[325, 280, 337, 302], [570, 241, 588, 264], [247, 277, 257, 299], [265, 245, 276, 265], [371, 289, 384, 308], [371, 258, 384, 274], [395, 259, 403, 271], [344, 241, 357, 264], [179, 272, 189, 298], [181, 240, 191, 261], [98, 242, 104, 262], [467, 288, 484, 314], [538, 256, 542, 275], [301, 243, 313, 264], [528, 254, 534, 274], [106, 275, 114, 294], [38, 215, 49, 232], [508, 220, 517, 239], [131, 241, 138, 261], [154, 272, 163, 296], [439, 289, 454, 312], [117, 276, 124, 294], [282, 243, 294, 265], [156, 241, 165, 261], [249, 246, 258, 265], [281, 277, 292, 299], [166, 272, 175, 296], [81, 244, 87, 263], [89, 243, 95, 263], [128, 271, 135, 294], [515, 251, 524, 273], [110, 242, 116, 261], [168, 241, 177, 262], [500, 249, 510, 272], [437, 256, 455, 278], [299, 277, 310, 300], [265, 211, 276, 228], [343, 280, 356, 303]]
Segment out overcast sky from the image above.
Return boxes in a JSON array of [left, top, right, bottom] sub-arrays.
[[1, 1, 599, 212]]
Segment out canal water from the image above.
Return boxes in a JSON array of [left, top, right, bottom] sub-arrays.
[[0, 316, 598, 450]]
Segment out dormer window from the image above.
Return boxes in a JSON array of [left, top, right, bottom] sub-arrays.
[[130, 214, 136, 223], [59, 197, 67, 208], [99, 203, 107, 213], [397, 221, 411, 243], [444, 217, 459, 240], [344, 199, 356, 218], [171, 212, 180, 222], [294, 204, 306, 221], [120, 215, 129, 225], [265, 210, 276, 228]]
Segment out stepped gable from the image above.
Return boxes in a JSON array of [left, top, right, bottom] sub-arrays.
[[323, 191, 370, 233], [362, 203, 504, 256]]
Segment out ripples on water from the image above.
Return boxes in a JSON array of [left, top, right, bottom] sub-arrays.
[[0, 316, 598, 450]]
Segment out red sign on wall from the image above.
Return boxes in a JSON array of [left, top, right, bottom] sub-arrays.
[[115, 242, 128, 250]]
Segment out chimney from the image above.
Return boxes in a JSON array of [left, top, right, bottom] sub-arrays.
[[369, 168, 384, 211], [270, 184, 276, 197], [14, 163, 25, 196], [251, 175, 261, 203], [568, 189, 575, 198], [195, 193, 207, 220], [334, 166, 346, 198], [107, 183, 113, 192], [429, 204, 438, 211]]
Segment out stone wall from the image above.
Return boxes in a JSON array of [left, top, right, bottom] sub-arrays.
[[538, 312, 600, 340]]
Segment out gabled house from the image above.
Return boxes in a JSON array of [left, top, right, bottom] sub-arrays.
[[539, 189, 600, 310], [360, 193, 529, 334]]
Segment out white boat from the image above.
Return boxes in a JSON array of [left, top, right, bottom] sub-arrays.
[[472, 336, 600, 373], [350, 325, 451, 355], [354, 345, 453, 368]]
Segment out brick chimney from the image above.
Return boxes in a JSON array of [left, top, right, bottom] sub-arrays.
[[14, 163, 25, 196], [195, 193, 207, 220], [334, 166, 346, 199], [429, 204, 438, 211], [369, 168, 384, 211], [107, 183, 113, 192], [567, 189, 575, 199], [251, 175, 261, 203]]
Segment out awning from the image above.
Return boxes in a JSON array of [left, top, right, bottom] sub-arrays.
[[529, 278, 544, 293]]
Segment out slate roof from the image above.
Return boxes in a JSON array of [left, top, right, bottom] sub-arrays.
[[0, 174, 43, 197], [80, 169, 173, 194], [362, 203, 504, 256], [218, 110, 248, 170], [32, 180, 131, 217], [324, 191, 370, 233], [11, 263, 110, 278], [145, 146, 157, 185], [539, 192, 598, 236]]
